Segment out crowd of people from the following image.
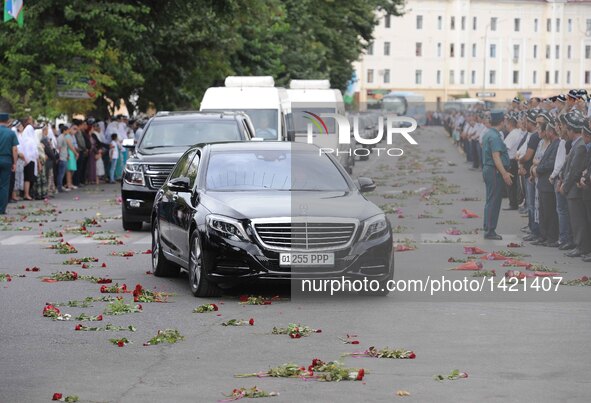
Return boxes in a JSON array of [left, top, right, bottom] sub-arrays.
[[445, 89, 591, 263], [0, 114, 145, 214]]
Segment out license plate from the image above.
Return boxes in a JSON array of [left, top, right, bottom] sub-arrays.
[[279, 252, 335, 266]]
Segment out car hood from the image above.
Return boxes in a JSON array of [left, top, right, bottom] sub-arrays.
[[132, 151, 186, 164], [200, 191, 383, 221]]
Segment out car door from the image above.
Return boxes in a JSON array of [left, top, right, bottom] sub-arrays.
[[170, 151, 201, 261], [161, 150, 195, 255]]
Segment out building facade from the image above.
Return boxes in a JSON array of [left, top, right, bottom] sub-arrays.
[[354, 0, 591, 106]]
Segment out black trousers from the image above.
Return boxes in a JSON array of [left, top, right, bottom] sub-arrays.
[[539, 191, 558, 243], [75, 153, 87, 185], [568, 197, 591, 254], [507, 160, 520, 208]]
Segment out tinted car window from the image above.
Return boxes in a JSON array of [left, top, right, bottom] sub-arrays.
[[220, 109, 278, 140], [187, 153, 200, 187], [205, 150, 349, 191], [169, 150, 197, 180], [139, 120, 242, 151]]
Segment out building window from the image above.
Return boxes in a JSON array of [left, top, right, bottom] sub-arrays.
[[555, 45, 560, 59], [385, 14, 391, 28], [587, 19, 591, 33], [449, 70, 455, 85], [513, 44, 520, 61], [586, 45, 591, 59], [568, 45, 572, 59], [451, 16, 456, 30], [437, 43, 442, 57], [367, 42, 373, 55], [417, 15, 423, 30], [567, 71, 571, 85], [367, 69, 374, 83], [438, 16, 443, 30], [415, 70, 422, 85], [534, 19, 538, 32], [533, 71, 537, 85], [490, 17, 497, 31], [514, 18, 520, 32], [545, 71, 550, 84], [415, 42, 422, 57], [585, 71, 591, 85], [472, 44, 477, 57], [460, 70, 465, 84], [461, 16, 466, 30], [437, 70, 441, 85], [568, 19, 572, 32], [533, 45, 538, 59], [450, 43, 455, 57], [556, 18, 560, 32], [490, 44, 496, 58], [384, 69, 390, 84], [473, 17, 477, 30], [546, 45, 550, 59], [547, 18, 551, 32], [489, 70, 496, 85], [554, 70, 559, 84], [384, 42, 390, 56], [471, 70, 476, 84], [513, 71, 519, 84], [460, 43, 465, 58]]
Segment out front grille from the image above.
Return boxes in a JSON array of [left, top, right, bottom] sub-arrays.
[[144, 163, 175, 190], [253, 221, 357, 251]]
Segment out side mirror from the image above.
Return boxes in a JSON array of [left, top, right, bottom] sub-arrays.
[[168, 177, 190, 192], [122, 138, 135, 150], [357, 177, 376, 193], [287, 130, 296, 142]]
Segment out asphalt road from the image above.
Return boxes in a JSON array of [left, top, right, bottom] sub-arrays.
[[1, 126, 590, 403]]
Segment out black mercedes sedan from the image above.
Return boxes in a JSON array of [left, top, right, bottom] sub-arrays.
[[150, 141, 393, 297]]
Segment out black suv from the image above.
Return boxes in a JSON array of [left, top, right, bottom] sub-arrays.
[[121, 111, 255, 230]]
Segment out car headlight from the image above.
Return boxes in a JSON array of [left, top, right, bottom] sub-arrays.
[[206, 214, 249, 242], [124, 163, 145, 186], [360, 214, 388, 241]]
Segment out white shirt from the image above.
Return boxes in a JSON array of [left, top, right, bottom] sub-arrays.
[[504, 128, 524, 159], [110, 140, 119, 159], [550, 139, 566, 180], [47, 125, 58, 148]]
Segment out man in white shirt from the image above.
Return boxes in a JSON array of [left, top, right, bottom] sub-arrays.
[[503, 112, 524, 209]]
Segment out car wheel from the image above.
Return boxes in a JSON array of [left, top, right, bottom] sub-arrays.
[[151, 219, 180, 277], [189, 231, 221, 297], [123, 219, 143, 231]]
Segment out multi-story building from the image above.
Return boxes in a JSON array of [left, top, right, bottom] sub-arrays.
[[354, 0, 591, 107]]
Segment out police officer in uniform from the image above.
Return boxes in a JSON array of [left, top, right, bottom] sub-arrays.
[[482, 110, 513, 240], [0, 112, 19, 214]]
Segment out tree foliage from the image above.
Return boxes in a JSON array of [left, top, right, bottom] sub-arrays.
[[0, 0, 404, 117]]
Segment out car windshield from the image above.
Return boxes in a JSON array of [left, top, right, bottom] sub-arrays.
[[205, 150, 350, 191], [220, 109, 278, 140], [139, 120, 242, 152]]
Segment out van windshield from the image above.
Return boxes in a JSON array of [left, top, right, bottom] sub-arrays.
[[382, 97, 406, 115], [219, 109, 278, 140], [292, 108, 336, 133]]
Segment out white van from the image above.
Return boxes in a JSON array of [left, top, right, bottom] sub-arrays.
[[200, 76, 291, 141], [287, 80, 353, 173], [382, 91, 426, 126]]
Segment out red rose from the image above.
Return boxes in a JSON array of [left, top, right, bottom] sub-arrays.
[[315, 329, 322, 333], [100, 285, 107, 293], [117, 340, 125, 347], [299, 367, 306, 372], [408, 352, 416, 359], [25, 268, 30, 272], [32, 267, 40, 272], [96, 315, 103, 321], [351, 340, 360, 345], [81, 263, 88, 269], [137, 304, 142, 310], [71, 272, 78, 280], [263, 300, 272, 305], [582, 276, 589, 282], [52, 393, 63, 400], [239, 295, 248, 302], [122, 284, 127, 292], [211, 304, 219, 311], [248, 318, 254, 326], [101, 262, 107, 268], [356, 368, 365, 381], [144, 249, 152, 254], [308, 370, 314, 377], [308, 365, 314, 371], [75, 324, 82, 331], [294, 333, 301, 339], [134, 296, 139, 302]]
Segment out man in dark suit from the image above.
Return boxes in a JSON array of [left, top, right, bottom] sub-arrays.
[[535, 118, 561, 247], [579, 119, 591, 262], [560, 111, 591, 258]]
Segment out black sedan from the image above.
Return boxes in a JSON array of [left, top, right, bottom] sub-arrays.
[[150, 142, 394, 297]]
